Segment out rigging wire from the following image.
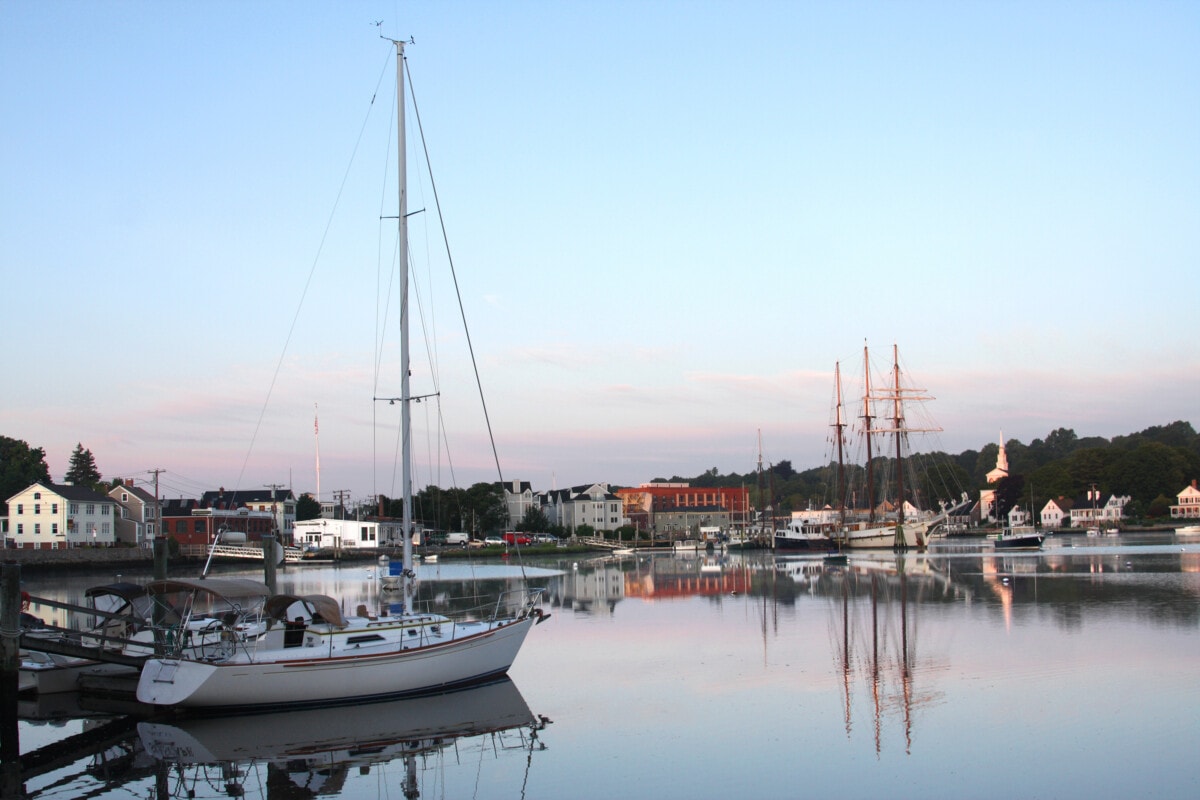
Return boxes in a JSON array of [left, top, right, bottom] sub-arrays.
[[404, 58, 507, 489], [235, 47, 394, 496]]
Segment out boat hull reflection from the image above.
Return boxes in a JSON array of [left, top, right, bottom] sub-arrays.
[[138, 677, 538, 766]]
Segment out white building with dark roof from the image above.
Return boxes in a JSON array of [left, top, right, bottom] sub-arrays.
[[5, 481, 117, 549]]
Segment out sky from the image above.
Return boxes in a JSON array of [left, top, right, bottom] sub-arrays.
[[2, 1, 1197, 506]]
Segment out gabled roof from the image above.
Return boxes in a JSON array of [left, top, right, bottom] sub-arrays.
[[8, 481, 113, 505], [109, 483, 156, 503]]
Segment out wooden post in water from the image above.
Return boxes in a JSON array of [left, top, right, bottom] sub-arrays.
[[1, 561, 22, 770], [153, 536, 169, 581], [263, 534, 277, 594], [0, 562, 18, 675]]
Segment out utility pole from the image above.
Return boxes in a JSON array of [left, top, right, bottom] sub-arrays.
[[145, 468, 165, 543], [265, 483, 287, 543], [332, 489, 351, 520]]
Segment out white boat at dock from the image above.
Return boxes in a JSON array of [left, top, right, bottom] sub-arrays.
[[135, 40, 547, 710]]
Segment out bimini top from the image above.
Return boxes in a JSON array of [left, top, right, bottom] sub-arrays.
[[263, 593, 349, 628], [144, 578, 273, 600], [84, 581, 151, 601]]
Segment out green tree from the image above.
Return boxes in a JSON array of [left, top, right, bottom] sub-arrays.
[[466, 482, 509, 533], [1042, 427, 1079, 460], [1, 436, 52, 515], [65, 443, 102, 488], [992, 474, 1025, 522], [1104, 442, 1189, 508], [517, 506, 550, 533], [1147, 493, 1174, 519], [296, 493, 322, 521]]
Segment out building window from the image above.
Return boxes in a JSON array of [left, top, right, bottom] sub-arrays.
[[52, 503, 59, 514], [34, 524, 41, 535], [16, 504, 22, 515], [34, 492, 41, 500], [52, 523, 59, 535], [34, 504, 41, 514], [16, 524, 22, 535], [122, 493, 129, 502], [70, 503, 78, 514], [86, 504, 95, 514], [194, 521, 204, 534]]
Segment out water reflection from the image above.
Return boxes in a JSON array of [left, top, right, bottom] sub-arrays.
[[822, 558, 944, 757], [145, 679, 544, 799], [13, 679, 546, 800], [13, 539, 1200, 798]]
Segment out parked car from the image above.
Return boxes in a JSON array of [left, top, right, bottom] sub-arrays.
[[483, 536, 505, 547], [533, 534, 558, 544]]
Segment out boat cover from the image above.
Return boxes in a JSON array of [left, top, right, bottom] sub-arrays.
[[144, 578, 272, 600], [85, 582, 150, 601], [263, 594, 349, 628]]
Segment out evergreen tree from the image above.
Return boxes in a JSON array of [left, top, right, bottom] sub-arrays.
[[296, 493, 322, 521], [65, 443, 102, 487]]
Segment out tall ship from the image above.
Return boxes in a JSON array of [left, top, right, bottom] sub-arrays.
[[778, 344, 949, 551]]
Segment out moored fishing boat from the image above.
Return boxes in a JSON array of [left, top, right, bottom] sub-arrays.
[[774, 518, 835, 551], [993, 525, 1044, 550]]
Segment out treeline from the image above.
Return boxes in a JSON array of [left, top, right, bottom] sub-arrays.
[[653, 421, 1200, 521]]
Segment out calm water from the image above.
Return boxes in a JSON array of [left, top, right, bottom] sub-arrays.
[[10, 533, 1200, 799]]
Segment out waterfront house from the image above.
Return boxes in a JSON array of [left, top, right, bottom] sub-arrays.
[[500, 480, 537, 530], [1007, 505, 1031, 527], [542, 483, 625, 534], [5, 481, 117, 549], [1170, 480, 1200, 520], [1068, 490, 1129, 528], [108, 479, 159, 547], [1039, 497, 1070, 529]]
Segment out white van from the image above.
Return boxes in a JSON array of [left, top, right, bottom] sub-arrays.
[[445, 532, 470, 546]]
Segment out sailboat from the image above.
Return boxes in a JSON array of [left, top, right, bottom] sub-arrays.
[[829, 344, 946, 550], [136, 40, 547, 710]]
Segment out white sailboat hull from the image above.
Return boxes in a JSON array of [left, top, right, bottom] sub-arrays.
[[137, 614, 538, 709]]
